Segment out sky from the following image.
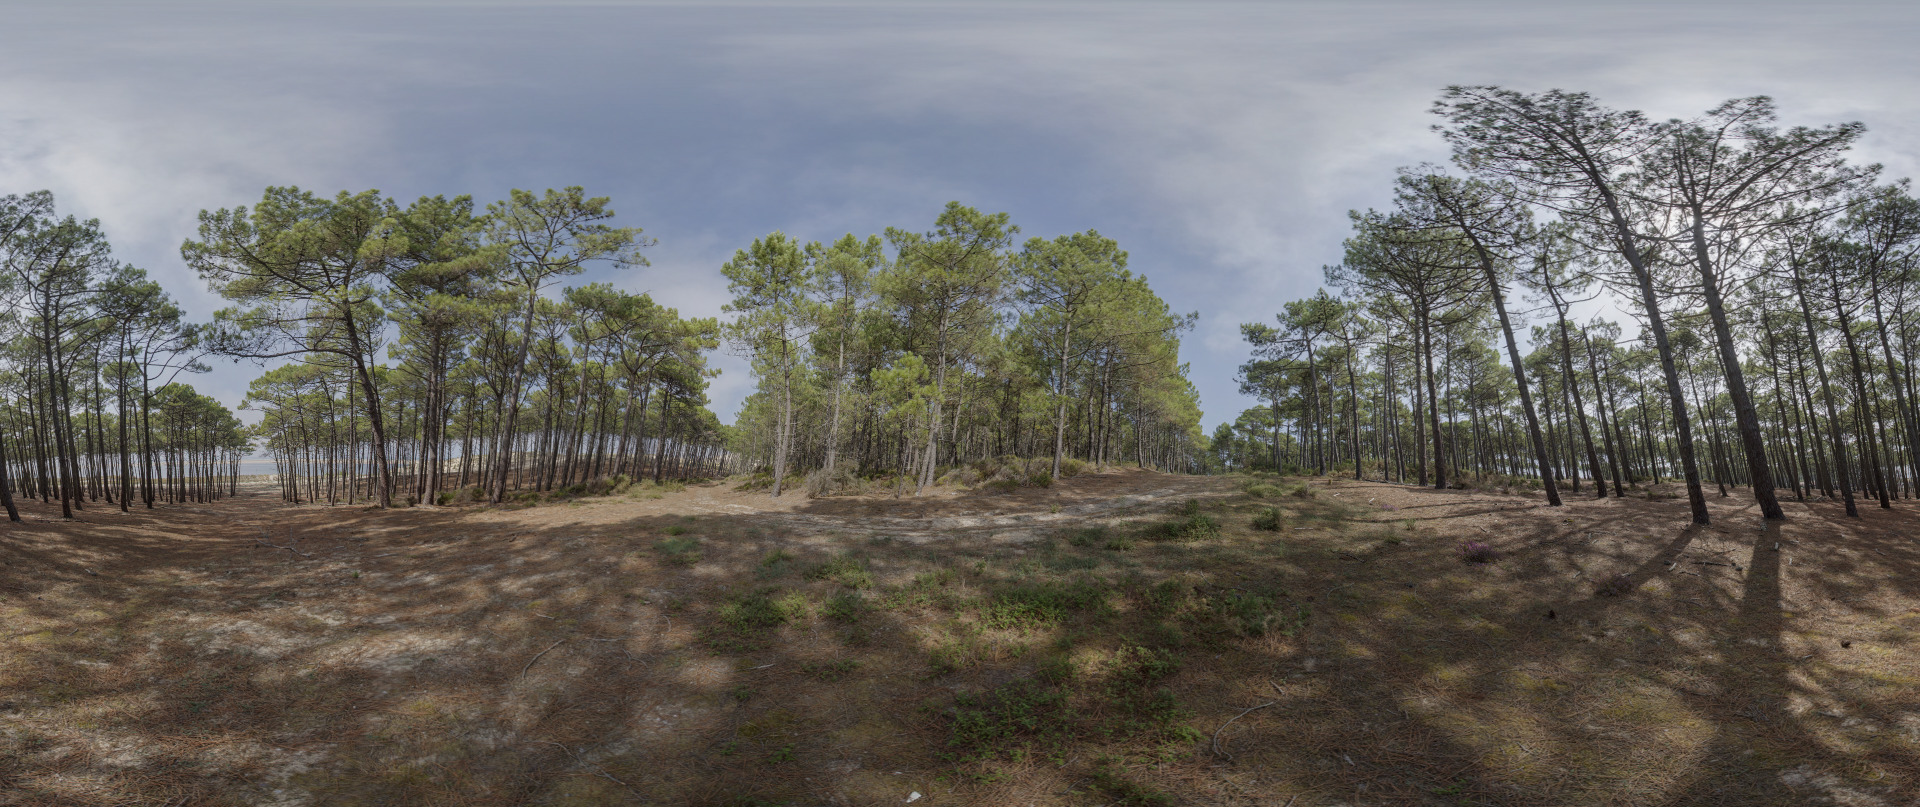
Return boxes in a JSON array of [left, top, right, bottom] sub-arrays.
[[4, 0, 1920, 432]]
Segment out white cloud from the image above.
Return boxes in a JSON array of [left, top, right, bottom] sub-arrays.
[[4, 1, 1919, 429]]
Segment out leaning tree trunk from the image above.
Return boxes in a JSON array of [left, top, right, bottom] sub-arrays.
[[1687, 214, 1784, 519], [1793, 259, 1858, 517], [1474, 245, 1561, 505]]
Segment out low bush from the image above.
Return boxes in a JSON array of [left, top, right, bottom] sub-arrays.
[[1242, 481, 1283, 499], [1457, 541, 1500, 565], [1066, 526, 1108, 547], [804, 467, 858, 498], [1250, 507, 1284, 531], [822, 590, 870, 622], [1152, 501, 1220, 542]]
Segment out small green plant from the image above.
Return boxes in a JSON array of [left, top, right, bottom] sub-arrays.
[[945, 678, 1071, 763], [1143, 580, 1190, 617], [807, 554, 874, 589], [1146, 498, 1219, 541], [1243, 481, 1283, 499], [655, 536, 701, 567], [984, 580, 1111, 630], [758, 549, 795, 578], [1250, 507, 1284, 531], [1203, 590, 1306, 637], [1090, 761, 1174, 806], [728, 684, 755, 702], [1036, 654, 1076, 684], [929, 638, 975, 674], [1104, 534, 1137, 551], [1067, 526, 1108, 547], [822, 591, 869, 623], [768, 745, 796, 763], [1155, 511, 1219, 542], [708, 588, 808, 651], [663, 524, 689, 536]]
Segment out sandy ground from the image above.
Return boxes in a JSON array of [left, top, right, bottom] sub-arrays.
[[2, 470, 1918, 806]]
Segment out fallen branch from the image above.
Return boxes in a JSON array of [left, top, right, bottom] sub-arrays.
[[257, 529, 311, 558], [521, 638, 568, 680], [532, 740, 634, 791], [1210, 701, 1276, 760]]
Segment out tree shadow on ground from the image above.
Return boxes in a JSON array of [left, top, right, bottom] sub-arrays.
[[3, 474, 1919, 805]]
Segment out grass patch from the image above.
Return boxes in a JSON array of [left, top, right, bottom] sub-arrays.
[[1067, 526, 1108, 547], [1151, 502, 1220, 542], [807, 554, 874, 589], [655, 536, 701, 567], [801, 658, 862, 681], [1090, 762, 1175, 806], [822, 590, 870, 623], [707, 588, 809, 651], [984, 579, 1112, 630], [944, 643, 1194, 767]]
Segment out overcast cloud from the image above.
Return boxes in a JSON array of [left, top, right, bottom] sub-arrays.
[[4, 0, 1918, 430]]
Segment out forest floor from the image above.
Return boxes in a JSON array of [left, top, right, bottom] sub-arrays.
[[3, 469, 1919, 806]]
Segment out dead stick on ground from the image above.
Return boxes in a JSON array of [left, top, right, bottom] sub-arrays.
[[1211, 701, 1276, 760], [257, 529, 311, 559], [521, 638, 568, 680], [533, 740, 634, 790]]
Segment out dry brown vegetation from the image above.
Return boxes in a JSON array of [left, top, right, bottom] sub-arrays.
[[3, 469, 1918, 806]]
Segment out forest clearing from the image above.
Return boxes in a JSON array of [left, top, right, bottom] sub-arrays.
[[7, 15, 1920, 805], [4, 468, 1917, 806]]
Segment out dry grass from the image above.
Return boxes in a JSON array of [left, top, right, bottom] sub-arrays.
[[1, 470, 1917, 806]]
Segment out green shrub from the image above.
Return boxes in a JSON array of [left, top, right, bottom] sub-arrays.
[[757, 549, 795, 579], [1204, 591, 1307, 637], [1066, 526, 1108, 547], [1143, 580, 1190, 617], [885, 569, 962, 610], [1243, 481, 1283, 499], [823, 591, 869, 622], [1152, 512, 1219, 542], [708, 588, 808, 651], [1250, 507, 1284, 531]]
